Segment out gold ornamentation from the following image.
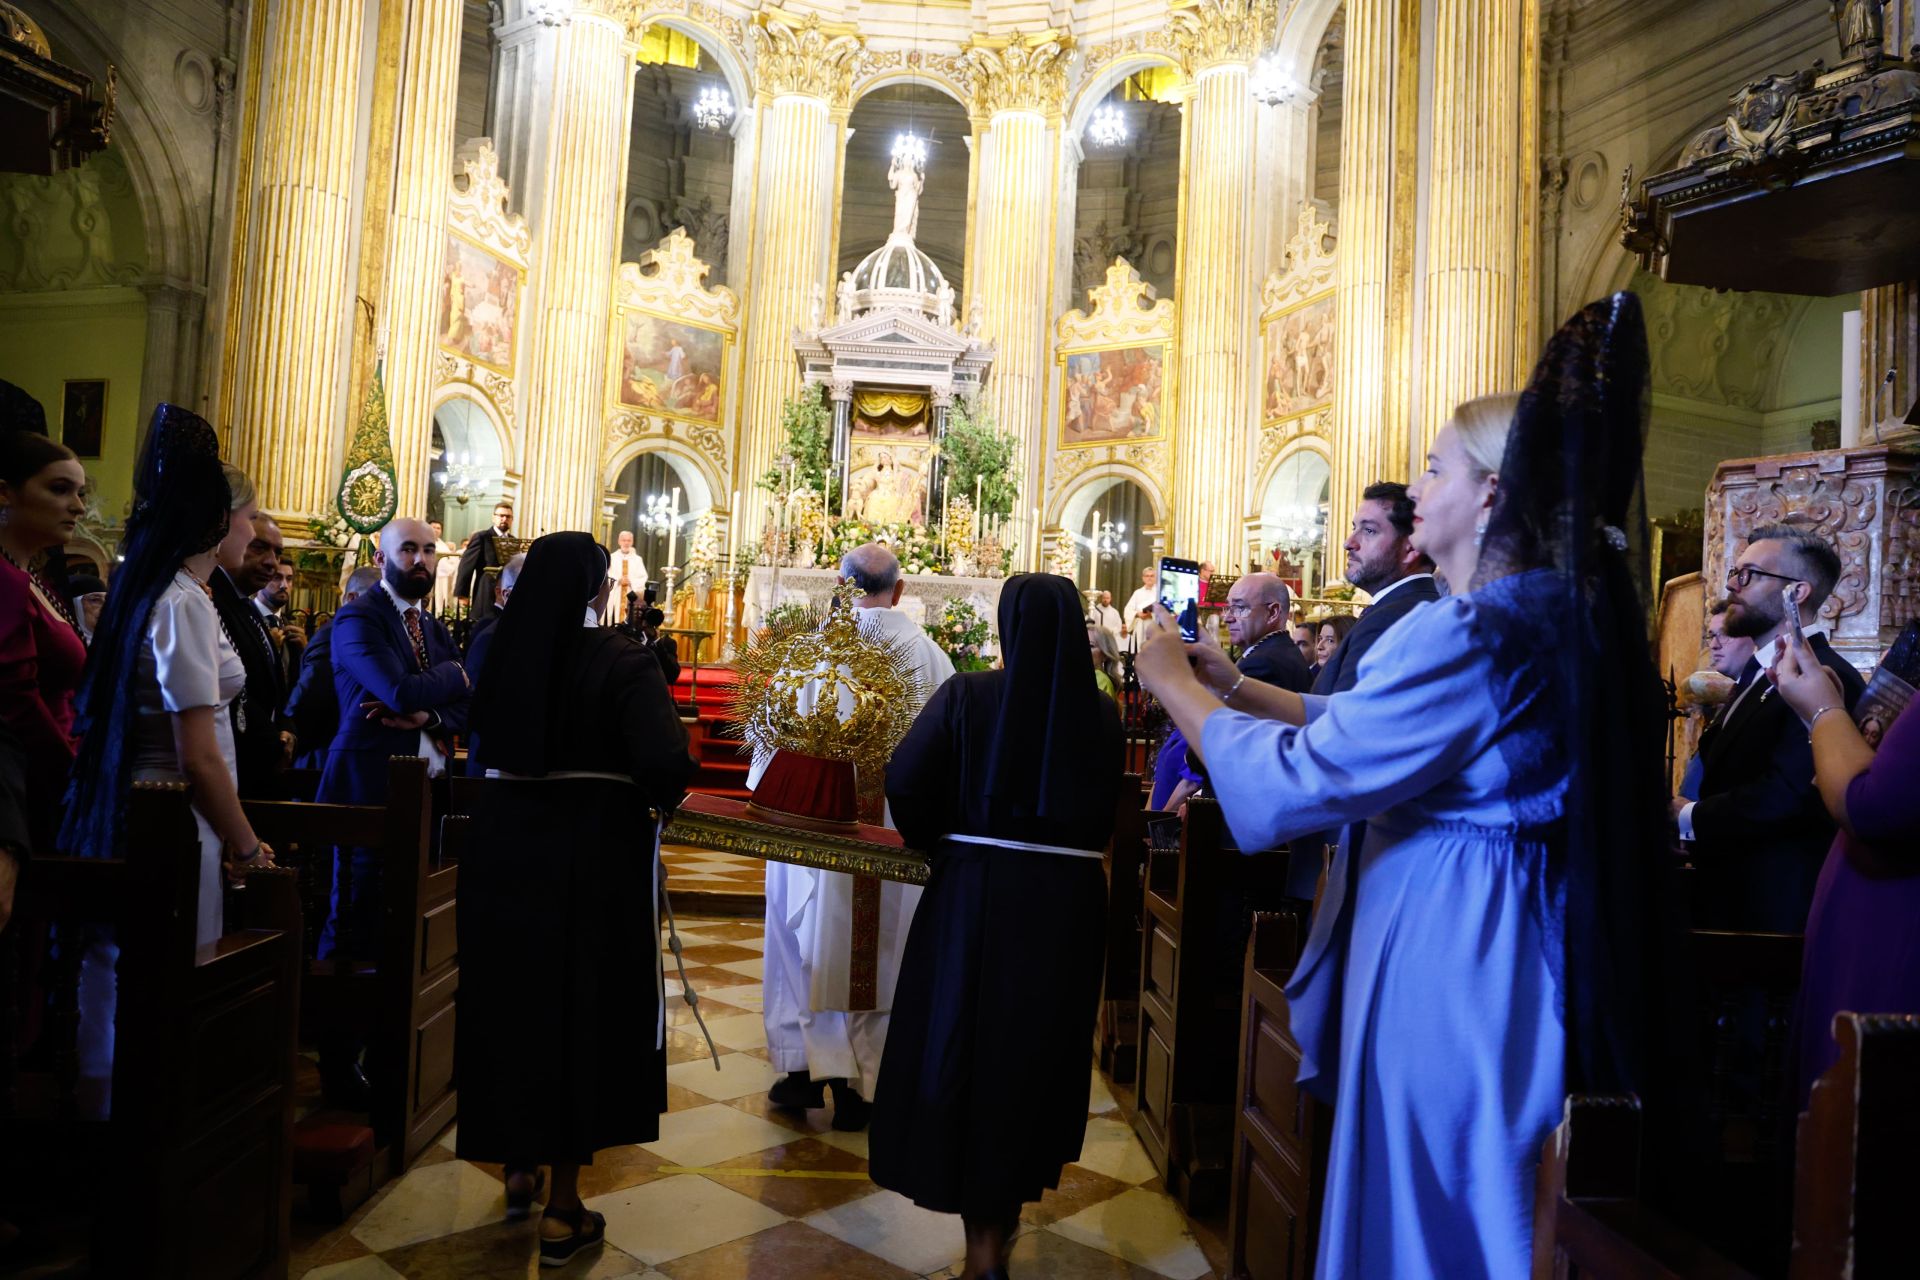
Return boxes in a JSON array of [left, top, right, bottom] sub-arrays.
[[748, 10, 864, 107], [603, 409, 730, 486], [1080, 30, 1180, 78], [1170, 0, 1278, 75], [850, 47, 971, 103], [662, 803, 929, 884], [614, 226, 738, 326], [447, 139, 532, 265], [1257, 407, 1331, 475], [726, 581, 928, 779], [1262, 202, 1339, 311], [1057, 257, 1175, 347], [633, 0, 747, 52], [964, 33, 1072, 120]]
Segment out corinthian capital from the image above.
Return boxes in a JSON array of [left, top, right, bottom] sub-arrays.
[[749, 10, 865, 107], [965, 32, 1072, 120], [1171, 0, 1278, 74]]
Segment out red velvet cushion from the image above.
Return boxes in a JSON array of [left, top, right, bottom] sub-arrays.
[[292, 1119, 375, 1181], [754, 751, 858, 823]]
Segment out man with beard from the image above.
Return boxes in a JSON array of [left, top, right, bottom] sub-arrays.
[[315, 518, 471, 1104], [1312, 482, 1439, 696], [212, 506, 293, 796], [253, 553, 305, 684], [1680, 525, 1864, 931], [456, 501, 515, 623]]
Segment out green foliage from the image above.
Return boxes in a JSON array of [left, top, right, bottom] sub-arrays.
[[925, 597, 993, 672], [760, 386, 838, 509], [941, 397, 1019, 518]]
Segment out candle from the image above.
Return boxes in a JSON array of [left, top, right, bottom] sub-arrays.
[[1031, 505, 1041, 572], [974, 475, 983, 538], [666, 487, 681, 606], [726, 488, 739, 571]]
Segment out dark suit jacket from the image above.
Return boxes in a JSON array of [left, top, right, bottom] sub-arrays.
[[285, 619, 339, 769], [650, 633, 681, 689], [210, 567, 288, 797], [455, 528, 506, 622], [315, 588, 471, 808], [1312, 574, 1441, 696], [1693, 632, 1865, 932], [1238, 629, 1313, 692]]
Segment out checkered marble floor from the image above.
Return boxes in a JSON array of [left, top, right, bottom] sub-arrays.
[[662, 846, 765, 899], [291, 915, 1227, 1279]]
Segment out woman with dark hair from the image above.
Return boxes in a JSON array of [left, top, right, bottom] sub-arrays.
[[457, 531, 693, 1266], [1137, 297, 1672, 1278], [1313, 613, 1355, 669], [59, 406, 275, 1115], [872, 573, 1125, 1280], [0, 429, 88, 855]]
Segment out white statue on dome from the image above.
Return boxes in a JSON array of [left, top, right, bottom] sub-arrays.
[[888, 149, 924, 241], [937, 282, 955, 327], [837, 271, 858, 321], [808, 281, 825, 332]]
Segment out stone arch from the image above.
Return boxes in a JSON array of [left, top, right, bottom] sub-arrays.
[[850, 69, 970, 114], [603, 435, 720, 517], [636, 11, 753, 137], [1254, 431, 1332, 502], [1050, 461, 1168, 532], [1065, 53, 1184, 141], [431, 382, 515, 465], [1270, 0, 1349, 88]]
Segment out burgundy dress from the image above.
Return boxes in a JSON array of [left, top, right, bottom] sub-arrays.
[[0, 556, 87, 848], [1793, 701, 1920, 1103]]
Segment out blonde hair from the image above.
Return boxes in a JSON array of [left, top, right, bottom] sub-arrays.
[[221, 463, 256, 512], [1450, 393, 1522, 478], [1088, 623, 1120, 678]]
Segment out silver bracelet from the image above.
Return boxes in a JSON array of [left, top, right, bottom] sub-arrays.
[[1808, 704, 1846, 737], [1222, 672, 1247, 703]]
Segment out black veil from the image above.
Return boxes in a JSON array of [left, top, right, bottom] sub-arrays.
[[1473, 293, 1678, 1101], [60, 405, 231, 859]]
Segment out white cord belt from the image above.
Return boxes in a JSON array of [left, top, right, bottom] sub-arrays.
[[482, 768, 634, 785], [941, 833, 1106, 860]]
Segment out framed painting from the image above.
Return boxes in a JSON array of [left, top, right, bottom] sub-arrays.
[[616, 309, 728, 426], [1059, 342, 1168, 448], [437, 232, 522, 375], [1261, 290, 1335, 426], [60, 379, 106, 457]]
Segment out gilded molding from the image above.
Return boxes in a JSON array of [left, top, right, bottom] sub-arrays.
[[1080, 29, 1180, 78], [964, 33, 1072, 120], [436, 352, 519, 436], [448, 139, 532, 266], [747, 10, 864, 107], [1262, 202, 1338, 311], [850, 48, 971, 103], [1257, 406, 1330, 477], [662, 804, 930, 885], [1170, 0, 1279, 75], [635, 0, 746, 51], [1057, 256, 1175, 346], [603, 409, 730, 487], [1051, 259, 1176, 518], [614, 226, 738, 326]]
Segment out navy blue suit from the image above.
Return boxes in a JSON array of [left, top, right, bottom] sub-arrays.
[[315, 585, 470, 959]]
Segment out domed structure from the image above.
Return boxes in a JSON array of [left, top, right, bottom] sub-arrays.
[[844, 232, 951, 324]]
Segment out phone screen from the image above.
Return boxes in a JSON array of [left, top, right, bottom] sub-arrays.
[[1157, 557, 1202, 642], [1782, 585, 1805, 644]]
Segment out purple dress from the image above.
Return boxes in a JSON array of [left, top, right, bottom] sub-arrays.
[[1793, 702, 1920, 1103]]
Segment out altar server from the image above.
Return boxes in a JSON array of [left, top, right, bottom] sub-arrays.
[[755, 542, 954, 1129], [602, 528, 648, 625], [871, 572, 1124, 1279]]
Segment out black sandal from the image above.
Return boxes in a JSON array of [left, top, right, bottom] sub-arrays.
[[539, 1205, 606, 1267], [504, 1167, 546, 1221]]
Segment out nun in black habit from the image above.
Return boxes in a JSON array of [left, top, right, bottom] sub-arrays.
[[456, 532, 694, 1267], [871, 572, 1125, 1280]]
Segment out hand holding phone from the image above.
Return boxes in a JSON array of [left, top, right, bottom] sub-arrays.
[[1782, 585, 1806, 646], [1157, 556, 1202, 642]]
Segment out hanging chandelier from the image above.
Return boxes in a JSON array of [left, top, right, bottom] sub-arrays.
[[1088, 102, 1128, 149], [892, 132, 929, 167], [693, 83, 734, 131], [1095, 516, 1130, 563], [639, 491, 680, 535], [434, 451, 490, 508], [1248, 54, 1303, 107]]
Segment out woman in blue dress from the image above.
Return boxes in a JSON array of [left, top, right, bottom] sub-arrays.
[[1137, 295, 1669, 1278]]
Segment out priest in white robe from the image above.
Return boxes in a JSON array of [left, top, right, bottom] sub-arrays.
[[602, 529, 649, 626], [751, 543, 955, 1129]]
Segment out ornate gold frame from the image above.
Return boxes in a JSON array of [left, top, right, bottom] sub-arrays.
[[663, 804, 930, 885], [604, 228, 739, 436]]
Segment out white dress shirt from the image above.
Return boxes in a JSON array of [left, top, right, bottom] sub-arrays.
[[1360, 572, 1435, 609], [378, 578, 449, 778]]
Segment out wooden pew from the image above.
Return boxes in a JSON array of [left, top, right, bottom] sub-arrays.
[[1, 782, 300, 1278], [1098, 774, 1149, 1084], [240, 755, 457, 1178], [1132, 797, 1295, 1213], [1227, 910, 1329, 1280]]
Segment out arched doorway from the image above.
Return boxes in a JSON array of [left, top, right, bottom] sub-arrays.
[[1259, 448, 1332, 595], [610, 448, 708, 584], [427, 395, 508, 545], [1069, 475, 1155, 601], [1070, 64, 1184, 304], [624, 26, 740, 280]]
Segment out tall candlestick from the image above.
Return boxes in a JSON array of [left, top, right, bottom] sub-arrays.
[[1031, 505, 1041, 573], [725, 488, 738, 568], [666, 486, 681, 605], [974, 475, 984, 538]]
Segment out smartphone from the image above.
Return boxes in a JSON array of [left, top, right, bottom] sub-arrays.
[[1158, 556, 1203, 642], [1782, 586, 1805, 644]]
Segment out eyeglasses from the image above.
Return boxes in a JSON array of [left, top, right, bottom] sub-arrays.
[[1726, 565, 1801, 591], [1224, 603, 1256, 616]]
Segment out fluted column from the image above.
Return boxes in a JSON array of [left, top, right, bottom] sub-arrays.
[[1170, 0, 1273, 563], [735, 13, 863, 539], [518, 0, 640, 535], [965, 35, 1070, 504], [1416, 0, 1526, 452], [382, 0, 466, 518], [228, 0, 366, 517], [1862, 281, 1919, 441], [1327, 0, 1406, 550]]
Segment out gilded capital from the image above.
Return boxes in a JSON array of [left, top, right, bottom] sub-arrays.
[[1171, 0, 1278, 74], [749, 10, 865, 107], [965, 33, 1072, 120]]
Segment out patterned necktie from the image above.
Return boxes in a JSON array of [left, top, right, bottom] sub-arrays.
[[404, 607, 430, 671]]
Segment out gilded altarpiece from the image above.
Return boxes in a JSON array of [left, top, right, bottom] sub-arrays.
[[1256, 204, 1337, 485], [432, 140, 529, 447], [602, 228, 738, 498], [1049, 258, 1176, 521]]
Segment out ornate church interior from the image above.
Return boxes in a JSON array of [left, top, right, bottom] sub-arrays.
[[3, 0, 1918, 1276]]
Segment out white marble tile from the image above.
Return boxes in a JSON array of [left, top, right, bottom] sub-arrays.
[[1072, 1116, 1160, 1185], [812, 1127, 869, 1159], [805, 1188, 964, 1275], [640, 1101, 795, 1166], [713, 982, 763, 1013], [1089, 1070, 1118, 1115], [702, 1011, 770, 1051], [732, 935, 766, 952], [435, 1121, 458, 1151], [588, 1173, 788, 1266], [713, 956, 765, 979], [666, 1050, 779, 1101], [659, 931, 721, 950], [300, 1257, 409, 1280], [1046, 1187, 1212, 1280], [348, 1159, 511, 1252]]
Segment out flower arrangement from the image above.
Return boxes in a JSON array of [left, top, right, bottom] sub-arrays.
[[684, 509, 719, 589], [1047, 534, 1080, 581], [312, 511, 356, 550], [941, 495, 976, 573], [820, 517, 943, 576], [926, 597, 993, 672], [786, 488, 827, 565]]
